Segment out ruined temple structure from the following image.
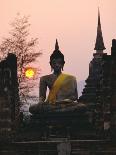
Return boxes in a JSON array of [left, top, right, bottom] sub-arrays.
[[1, 10, 116, 155], [79, 10, 116, 138], [79, 9, 111, 135], [79, 9, 107, 104], [0, 47, 116, 154], [0, 53, 20, 141]]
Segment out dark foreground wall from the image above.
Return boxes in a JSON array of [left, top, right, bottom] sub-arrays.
[[0, 53, 20, 140], [0, 139, 116, 155]]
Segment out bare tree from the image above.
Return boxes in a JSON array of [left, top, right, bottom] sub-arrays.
[[0, 14, 41, 105]]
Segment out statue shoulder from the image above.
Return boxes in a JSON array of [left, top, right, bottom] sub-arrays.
[[40, 74, 53, 81], [63, 73, 76, 80]]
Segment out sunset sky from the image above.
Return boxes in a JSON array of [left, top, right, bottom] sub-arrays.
[[0, 0, 116, 96]]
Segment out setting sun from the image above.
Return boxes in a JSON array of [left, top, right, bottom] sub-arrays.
[[25, 67, 36, 79]]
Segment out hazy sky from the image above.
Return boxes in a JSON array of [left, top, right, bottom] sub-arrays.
[[0, 0, 116, 94]]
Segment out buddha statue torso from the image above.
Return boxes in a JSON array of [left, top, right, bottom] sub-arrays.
[[39, 73, 78, 104]]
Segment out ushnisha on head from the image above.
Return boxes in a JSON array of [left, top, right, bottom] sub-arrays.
[[50, 39, 65, 73]]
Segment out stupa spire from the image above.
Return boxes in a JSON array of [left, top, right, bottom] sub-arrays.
[[94, 8, 106, 52]]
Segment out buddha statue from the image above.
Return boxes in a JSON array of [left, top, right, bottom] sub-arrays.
[[28, 40, 90, 139], [29, 39, 86, 114]]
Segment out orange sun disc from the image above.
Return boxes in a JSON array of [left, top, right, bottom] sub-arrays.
[[25, 68, 36, 79]]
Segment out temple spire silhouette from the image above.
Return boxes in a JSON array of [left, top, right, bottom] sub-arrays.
[[94, 8, 106, 52]]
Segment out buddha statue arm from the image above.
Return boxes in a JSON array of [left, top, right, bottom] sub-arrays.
[[39, 77, 47, 103]]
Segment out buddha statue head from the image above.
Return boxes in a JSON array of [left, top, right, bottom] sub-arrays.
[[50, 39, 65, 73]]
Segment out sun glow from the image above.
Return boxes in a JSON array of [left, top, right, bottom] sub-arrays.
[[24, 67, 36, 79]]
